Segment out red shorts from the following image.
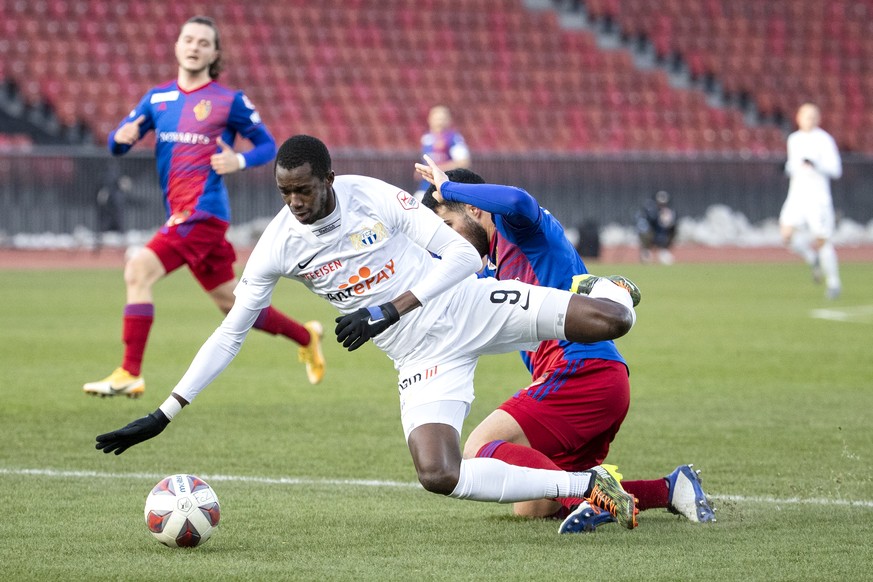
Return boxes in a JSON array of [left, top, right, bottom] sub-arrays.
[[499, 358, 630, 472], [146, 216, 237, 292]]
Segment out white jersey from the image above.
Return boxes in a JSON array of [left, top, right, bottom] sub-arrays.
[[170, 174, 483, 404], [237, 174, 478, 359], [784, 127, 842, 205]]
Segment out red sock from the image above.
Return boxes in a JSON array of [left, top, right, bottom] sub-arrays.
[[622, 479, 669, 511], [121, 303, 154, 377], [476, 440, 586, 514], [253, 306, 310, 345]]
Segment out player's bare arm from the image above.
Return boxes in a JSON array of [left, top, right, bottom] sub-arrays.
[[385, 290, 422, 316]]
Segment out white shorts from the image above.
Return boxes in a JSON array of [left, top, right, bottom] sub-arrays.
[[395, 277, 572, 439], [402, 400, 470, 441], [779, 197, 835, 239]]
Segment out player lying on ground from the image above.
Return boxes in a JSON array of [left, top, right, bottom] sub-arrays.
[[96, 134, 640, 528], [418, 164, 715, 531]]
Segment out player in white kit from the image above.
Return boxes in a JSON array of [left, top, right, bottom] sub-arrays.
[[96, 135, 640, 528], [780, 103, 843, 299]]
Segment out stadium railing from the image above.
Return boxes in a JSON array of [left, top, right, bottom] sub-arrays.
[[1, 148, 871, 240]]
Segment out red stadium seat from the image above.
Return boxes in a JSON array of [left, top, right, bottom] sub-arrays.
[[3, 0, 869, 153]]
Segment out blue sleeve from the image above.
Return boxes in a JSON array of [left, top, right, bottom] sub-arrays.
[[440, 181, 541, 230], [108, 91, 154, 156], [227, 92, 276, 168]]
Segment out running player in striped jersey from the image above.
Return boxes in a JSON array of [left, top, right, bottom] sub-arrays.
[[420, 166, 715, 530], [84, 17, 324, 398], [96, 135, 640, 529]]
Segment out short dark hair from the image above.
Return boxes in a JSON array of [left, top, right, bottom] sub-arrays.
[[183, 16, 222, 79], [421, 168, 486, 212], [275, 135, 332, 179]]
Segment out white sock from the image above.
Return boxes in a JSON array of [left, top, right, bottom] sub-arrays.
[[818, 242, 841, 289], [448, 457, 592, 503], [589, 279, 636, 327], [790, 237, 817, 266]]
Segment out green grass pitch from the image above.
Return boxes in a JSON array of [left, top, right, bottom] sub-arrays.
[[1, 260, 871, 580]]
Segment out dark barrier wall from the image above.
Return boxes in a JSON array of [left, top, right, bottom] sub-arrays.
[[1, 148, 871, 236]]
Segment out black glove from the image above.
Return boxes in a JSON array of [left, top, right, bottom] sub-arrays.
[[334, 303, 400, 351], [95, 409, 170, 455]]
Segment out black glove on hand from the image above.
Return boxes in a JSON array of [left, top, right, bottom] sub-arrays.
[[95, 409, 170, 455], [334, 303, 401, 351]]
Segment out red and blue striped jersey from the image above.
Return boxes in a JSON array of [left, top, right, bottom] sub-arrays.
[[109, 80, 276, 223], [418, 129, 469, 192], [440, 181, 626, 379]]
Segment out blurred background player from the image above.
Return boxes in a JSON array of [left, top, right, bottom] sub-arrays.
[[420, 167, 715, 530], [779, 103, 843, 299], [636, 190, 677, 265], [94, 158, 132, 251], [83, 16, 325, 398], [413, 105, 471, 199]]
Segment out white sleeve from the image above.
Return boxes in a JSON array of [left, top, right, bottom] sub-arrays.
[[449, 142, 470, 163], [171, 303, 260, 404], [818, 133, 842, 180], [785, 133, 801, 176], [408, 221, 481, 306], [375, 182, 481, 306]]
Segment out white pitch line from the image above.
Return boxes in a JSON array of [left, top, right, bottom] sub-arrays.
[[0, 467, 419, 489], [716, 494, 873, 509], [3, 467, 873, 509], [810, 304, 873, 324]]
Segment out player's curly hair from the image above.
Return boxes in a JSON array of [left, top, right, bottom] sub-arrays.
[[183, 16, 222, 79], [275, 135, 333, 179], [421, 168, 486, 212]]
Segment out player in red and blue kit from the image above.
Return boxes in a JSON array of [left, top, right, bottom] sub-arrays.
[[414, 105, 471, 198], [84, 17, 325, 398], [420, 165, 715, 530]]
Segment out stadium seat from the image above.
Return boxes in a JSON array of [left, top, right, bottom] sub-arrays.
[[599, 0, 873, 153], [2, 0, 869, 153]]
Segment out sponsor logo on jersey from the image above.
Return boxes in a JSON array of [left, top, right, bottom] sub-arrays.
[[297, 253, 320, 270], [150, 90, 180, 104], [313, 217, 341, 237], [349, 222, 388, 250], [397, 190, 418, 210], [325, 259, 396, 301], [158, 131, 211, 145], [398, 365, 439, 392], [193, 99, 212, 121], [302, 259, 342, 280]]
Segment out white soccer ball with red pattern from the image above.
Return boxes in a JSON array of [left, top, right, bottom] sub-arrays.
[[144, 474, 220, 548]]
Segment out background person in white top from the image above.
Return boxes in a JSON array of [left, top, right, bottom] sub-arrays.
[[96, 135, 641, 529], [780, 103, 843, 299]]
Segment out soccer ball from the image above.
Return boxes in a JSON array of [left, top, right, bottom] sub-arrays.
[[144, 474, 220, 548]]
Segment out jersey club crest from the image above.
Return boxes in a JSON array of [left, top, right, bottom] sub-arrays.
[[193, 99, 212, 121], [349, 222, 388, 250]]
